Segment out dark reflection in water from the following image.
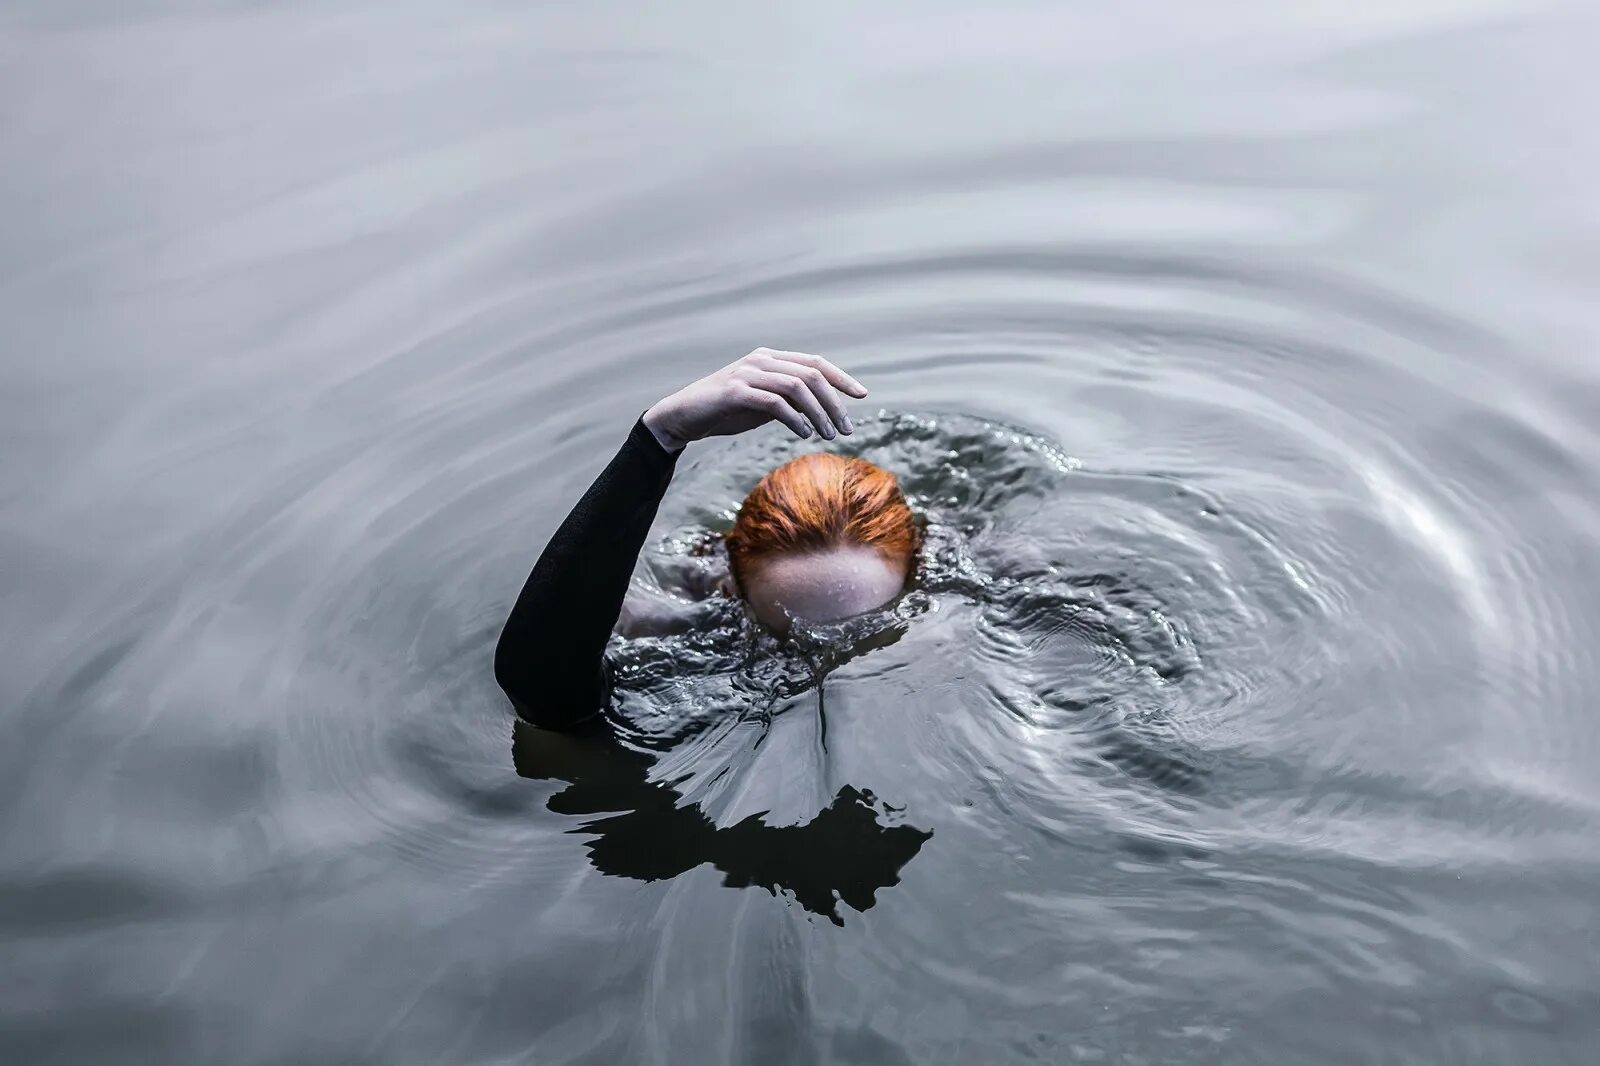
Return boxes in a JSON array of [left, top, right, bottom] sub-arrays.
[[513, 721, 932, 926]]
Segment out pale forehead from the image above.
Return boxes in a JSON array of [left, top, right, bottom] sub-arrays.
[[743, 545, 907, 626]]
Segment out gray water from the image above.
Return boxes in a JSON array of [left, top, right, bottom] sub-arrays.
[[5, 2, 1600, 1063]]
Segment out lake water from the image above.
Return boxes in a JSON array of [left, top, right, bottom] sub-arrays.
[[5, 2, 1600, 1063]]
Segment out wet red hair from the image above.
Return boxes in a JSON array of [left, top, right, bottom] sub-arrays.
[[726, 453, 920, 590]]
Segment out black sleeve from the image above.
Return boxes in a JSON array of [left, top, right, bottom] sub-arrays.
[[494, 416, 681, 728]]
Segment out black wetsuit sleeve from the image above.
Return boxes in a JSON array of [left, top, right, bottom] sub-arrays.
[[494, 416, 682, 728]]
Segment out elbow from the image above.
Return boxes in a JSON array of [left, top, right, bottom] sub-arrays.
[[493, 627, 529, 711], [493, 633, 572, 728], [493, 623, 604, 730]]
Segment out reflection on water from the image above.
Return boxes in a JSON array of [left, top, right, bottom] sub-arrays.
[[5, 1, 1600, 1063], [513, 722, 931, 927]]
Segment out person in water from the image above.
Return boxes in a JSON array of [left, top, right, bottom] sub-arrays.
[[495, 347, 919, 730]]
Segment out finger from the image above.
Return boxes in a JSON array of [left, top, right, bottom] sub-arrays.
[[749, 357, 848, 436], [744, 368, 839, 440], [756, 349, 868, 398], [768, 358, 853, 436], [743, 387, 814, 440]]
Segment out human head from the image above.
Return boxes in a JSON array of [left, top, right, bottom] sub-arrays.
[[726, 453, 919, 630]]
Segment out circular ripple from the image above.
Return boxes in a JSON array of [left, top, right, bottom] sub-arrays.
[[23, 227, 1597, 1005], [109, 234, 1588, 896]]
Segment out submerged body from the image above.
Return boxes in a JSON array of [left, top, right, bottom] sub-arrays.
[[494, 349, 914, 727]]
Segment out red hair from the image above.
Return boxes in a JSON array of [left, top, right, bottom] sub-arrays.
[[726, 453, 920, 589]]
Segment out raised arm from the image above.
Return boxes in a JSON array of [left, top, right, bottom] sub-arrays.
[[493, 349, 868, 728], [493, 416, 680, 727]]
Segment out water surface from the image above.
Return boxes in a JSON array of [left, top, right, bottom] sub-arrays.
[[4, 2, 1600, 1063]]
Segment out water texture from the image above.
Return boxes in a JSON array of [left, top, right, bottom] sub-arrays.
[[3, 2, 1600, 1063]]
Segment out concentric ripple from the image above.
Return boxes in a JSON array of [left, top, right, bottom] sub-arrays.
[[8, 5, 1600, 1058], [15, 229, 1596, 1063]]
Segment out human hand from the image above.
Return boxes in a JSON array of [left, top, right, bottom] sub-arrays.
[[641, 348, 868, 453]]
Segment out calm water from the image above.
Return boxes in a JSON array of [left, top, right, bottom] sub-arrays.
[[5, 3, 1600, 1063]]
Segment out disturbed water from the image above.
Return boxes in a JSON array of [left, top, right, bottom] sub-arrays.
[[5, 2, 1600, 1063]]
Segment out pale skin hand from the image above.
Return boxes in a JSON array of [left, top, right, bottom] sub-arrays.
[[641, 348, 869, 453]]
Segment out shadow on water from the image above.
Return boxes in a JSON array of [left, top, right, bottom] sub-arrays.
[[511, 720, 931, 926]]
